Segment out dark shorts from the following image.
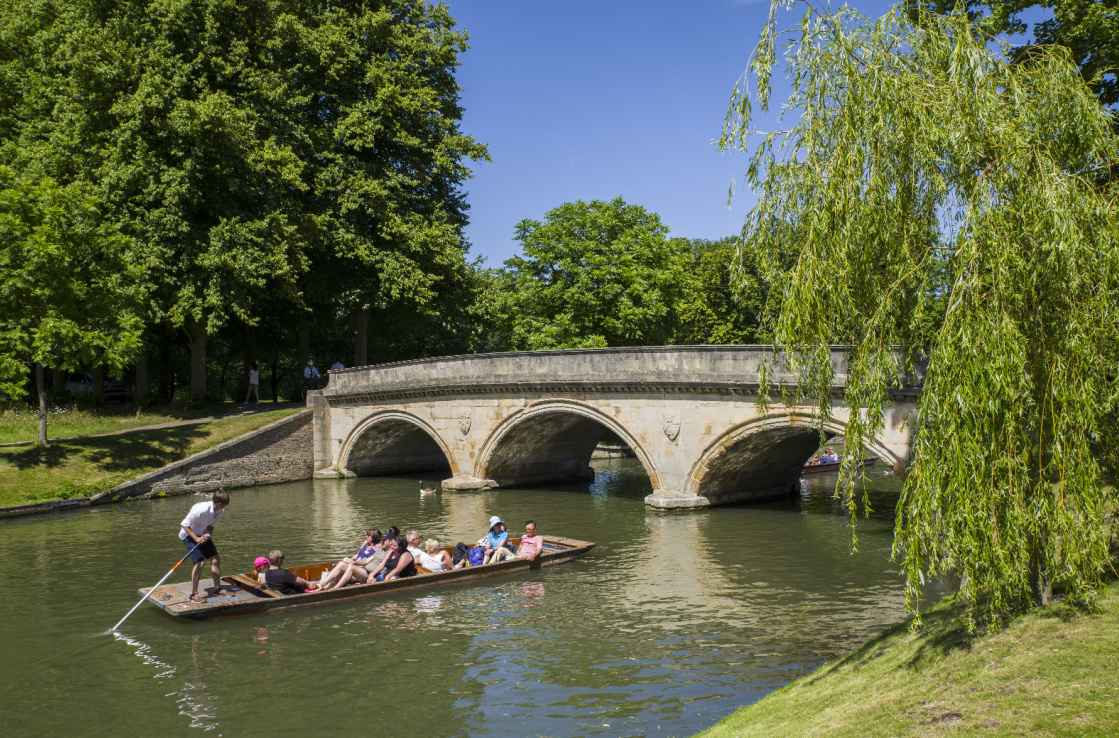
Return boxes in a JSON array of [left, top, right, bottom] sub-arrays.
[[184, 536, 218, 563]]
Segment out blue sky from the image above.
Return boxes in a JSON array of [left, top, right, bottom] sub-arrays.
[[442, 0, 1055, 266], [443, 0, 899, 265]]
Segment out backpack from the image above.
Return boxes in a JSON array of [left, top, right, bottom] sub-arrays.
[[452, 542, 470, 566], [467, 547, 485, 567]]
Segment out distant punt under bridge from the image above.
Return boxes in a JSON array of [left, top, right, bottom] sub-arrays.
[[309, 346, 923, 509]]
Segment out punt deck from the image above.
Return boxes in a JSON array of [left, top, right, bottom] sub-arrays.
[[140, 535, 594, 620]]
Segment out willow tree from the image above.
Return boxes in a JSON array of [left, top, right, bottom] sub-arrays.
[[723, 2, 1119, 624]]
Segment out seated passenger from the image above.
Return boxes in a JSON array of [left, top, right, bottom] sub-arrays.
[[368, 536, 417, 581], [482, 516, 515, 565], [405, 531, 424, 559], [263, 550, 313, 595], [418, 539, 453, 573], [320, 529, 382, 590], [819, 448, 840, 463], [516, 521, 544, 562], [254, 556, 270, 583]]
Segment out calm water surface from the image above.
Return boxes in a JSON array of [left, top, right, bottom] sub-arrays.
[[1, 460, 936, 737]]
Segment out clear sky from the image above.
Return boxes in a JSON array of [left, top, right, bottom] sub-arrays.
[[443, 0, 899, 265]]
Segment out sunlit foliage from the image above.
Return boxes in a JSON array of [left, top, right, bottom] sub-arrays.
[[724, 2, 1119, 624]]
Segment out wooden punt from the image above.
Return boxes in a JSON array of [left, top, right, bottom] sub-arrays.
[[801, 456, 879, 475], [139, 535, 594, 621]]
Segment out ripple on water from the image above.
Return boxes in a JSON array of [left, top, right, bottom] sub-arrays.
[[0, 461, 948, 737]]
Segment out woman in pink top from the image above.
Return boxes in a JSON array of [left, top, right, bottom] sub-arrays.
[[517, 520, 544, 561]]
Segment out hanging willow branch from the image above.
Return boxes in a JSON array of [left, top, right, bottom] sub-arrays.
[[724, 1, 1119, 626]]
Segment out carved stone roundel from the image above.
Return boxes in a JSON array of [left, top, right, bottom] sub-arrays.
[[458, 413, 471, 436], [662, 412, 681, 441]]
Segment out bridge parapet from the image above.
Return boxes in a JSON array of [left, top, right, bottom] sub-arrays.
[[323, 345, 923, 399]]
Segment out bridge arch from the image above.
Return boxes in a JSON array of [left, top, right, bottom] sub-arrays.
[[340, 410, 457, 477], [475, 399, 661, 490], [683, 412, 900, 502]]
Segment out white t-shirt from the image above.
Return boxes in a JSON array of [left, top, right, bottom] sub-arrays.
[[248, 369, 259, 385], [407, 545, 424, 560], [179, 500, 224, 541]]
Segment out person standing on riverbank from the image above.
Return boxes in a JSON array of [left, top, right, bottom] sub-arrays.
[[243, 362, 260, 405], [179, 490, 229, 602]]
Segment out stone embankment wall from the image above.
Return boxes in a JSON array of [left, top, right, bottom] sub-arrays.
[[95, 410, 313, 502]]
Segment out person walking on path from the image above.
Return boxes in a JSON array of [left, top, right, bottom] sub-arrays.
[[243, 362, 260, 405], [179, 490, 230, 602]]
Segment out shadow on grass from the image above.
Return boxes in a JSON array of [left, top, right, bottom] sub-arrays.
[[4, 424, 211, 474], [800, 556, 1119, 689]]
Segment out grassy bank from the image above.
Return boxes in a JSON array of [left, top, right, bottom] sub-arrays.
[[0, 407, 303, 508], [0, 401, 295, 445], [698, 584, 1119, 737]]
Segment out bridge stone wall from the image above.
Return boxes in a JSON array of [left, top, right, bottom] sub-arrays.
[[312, 346, 922, 509]]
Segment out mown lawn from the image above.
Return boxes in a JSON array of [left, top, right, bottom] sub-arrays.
[[0, 401, 296, 445], [0, 407, 303, 508], [697, 582, 1119, 737]]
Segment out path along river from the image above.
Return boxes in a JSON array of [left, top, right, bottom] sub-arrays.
[[0, 458, 947, 737]]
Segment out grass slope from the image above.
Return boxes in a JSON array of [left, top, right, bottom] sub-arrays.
[[697, 584, 1119, 737], [0, 407, 303, 508], [0, 402, 293, 445]]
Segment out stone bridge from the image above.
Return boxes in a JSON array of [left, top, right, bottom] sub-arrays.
[[309, 346, 922, 509]]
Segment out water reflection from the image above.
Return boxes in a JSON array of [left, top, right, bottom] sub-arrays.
[[0, 459, 935, 738]]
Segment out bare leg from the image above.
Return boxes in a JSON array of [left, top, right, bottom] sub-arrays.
[[210, 555, 221, 590], [324, 563, 357, 589], [190, 560, 203, 596]]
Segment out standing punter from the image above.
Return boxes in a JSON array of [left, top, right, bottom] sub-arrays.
[[179, 489, 230, 602]]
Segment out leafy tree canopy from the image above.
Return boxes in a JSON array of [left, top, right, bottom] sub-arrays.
[[675, 237, 775, 345], [916, 0, 1118, 107], [502, 197, 691, 350], [0, 0, 487, 340], [725, 2, 1119, 624], [0, 167, 145, 442]]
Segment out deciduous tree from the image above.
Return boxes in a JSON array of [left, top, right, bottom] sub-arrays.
[[724, 2, 1119, 623], [503, 198, 690, 349], [1, 0, 487, 394], [0, 168, 145, 444]]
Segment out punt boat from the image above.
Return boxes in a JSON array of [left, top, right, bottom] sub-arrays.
[[139, 535, 594, 621], [801, 456, 879, 475]]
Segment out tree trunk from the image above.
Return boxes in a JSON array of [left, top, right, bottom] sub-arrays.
[[296, 313, 311, 393], [189, 321, 207, 397], [1030, 529, 1053, 606], [218, 354, 231, 402], [158, 330, 172, 402], [51, 364, 63, 393], [245, 323, 257, 369], [92, 365, 105, 404], [36, 362, 49, 446], [135, 345, 150, 401], [270, 351, 279, 403], [354, 306, 369, 367]]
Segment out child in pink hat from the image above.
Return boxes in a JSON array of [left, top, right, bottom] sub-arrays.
[[254, 556, 270, 583]]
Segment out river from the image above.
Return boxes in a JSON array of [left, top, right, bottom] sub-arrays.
[[0, 459, 940, 737]]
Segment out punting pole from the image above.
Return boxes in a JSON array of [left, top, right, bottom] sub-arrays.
[[112, 541, 202, 632]]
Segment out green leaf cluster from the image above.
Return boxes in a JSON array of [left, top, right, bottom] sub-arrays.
[[0, 167, 145, 398], [725, 2, 1119, 624], [0, 0, 487, 359], [501, 197, 692, 349], [916, 0, 1119, 108]]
